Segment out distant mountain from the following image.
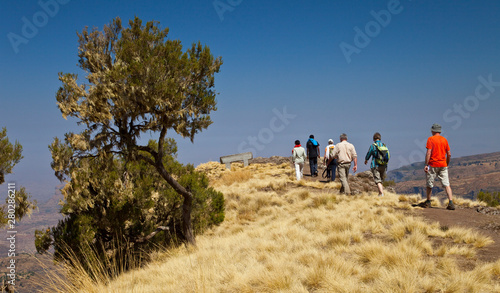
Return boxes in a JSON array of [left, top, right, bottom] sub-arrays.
[[387, 152, 500, 199]]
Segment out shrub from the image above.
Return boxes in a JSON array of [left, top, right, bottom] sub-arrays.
[[477, 191, 500, 207], [35, 140, 224, 275], [383, 180, 396, 187]]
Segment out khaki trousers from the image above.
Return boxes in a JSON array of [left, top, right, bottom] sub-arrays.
[[337, 162, 351, 194]]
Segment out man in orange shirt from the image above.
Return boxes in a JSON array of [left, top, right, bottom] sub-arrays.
[[422, 123, 455, 210]]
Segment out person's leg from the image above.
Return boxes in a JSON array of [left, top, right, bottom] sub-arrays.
[[426, 187, 432, 200], [445, 186, 453, 201], [377, 183, 384, 195], [345, 164, 351, 194], [338, 164, 348, 194], [312, 157, 318, 176], [372, 167, 384, 196], [339, 163, 351, 194], [436, 167, 454, 210], [437, 167, 453, 201], [295, 163, 301, 180], [378, 166, 386, 196], [309, 158, 314, 176], [425, 167, 436, 204], [299, 163, 304, 179], [330, 160, 337, 181]]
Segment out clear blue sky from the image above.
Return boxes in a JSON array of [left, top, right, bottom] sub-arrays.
[[1, 0, 500, 202]]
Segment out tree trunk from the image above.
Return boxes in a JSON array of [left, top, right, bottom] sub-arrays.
[[181, 192, 195, 245], [154, 160, 196, 246]]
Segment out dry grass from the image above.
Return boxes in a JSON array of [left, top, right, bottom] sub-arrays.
[[49, 163, 500, 292]]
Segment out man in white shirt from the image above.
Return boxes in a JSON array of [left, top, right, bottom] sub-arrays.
[[324, 139, 337, 181]]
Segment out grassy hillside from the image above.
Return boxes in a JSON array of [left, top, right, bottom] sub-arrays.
[[46, 162, 500, 292]]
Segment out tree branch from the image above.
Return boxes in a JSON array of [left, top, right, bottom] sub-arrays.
[[157, 126, 167, 160], [136, 153, 155, 166], [134, 226, 169, 243]]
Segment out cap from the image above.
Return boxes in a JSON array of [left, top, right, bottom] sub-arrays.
[[328, 139, 333, 143], [431, 123, 442, 133]]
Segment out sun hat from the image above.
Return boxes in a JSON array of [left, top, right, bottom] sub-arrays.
[[328, 139, 333, 143], [431, 123, 442, 133]]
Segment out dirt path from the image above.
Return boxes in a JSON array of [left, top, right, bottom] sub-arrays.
[[418, 207, 500, 262], [301, 160, 500, 263]]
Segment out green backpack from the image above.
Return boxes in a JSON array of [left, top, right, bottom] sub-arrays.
[[374, 143, 390, 165]]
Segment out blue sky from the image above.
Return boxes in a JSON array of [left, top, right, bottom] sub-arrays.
[[1, 0, 500, 202]]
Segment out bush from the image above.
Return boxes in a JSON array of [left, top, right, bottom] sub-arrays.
[[35, 140, 224, 274], [383, 180, 396, 187], [477, 191, 500, 207]]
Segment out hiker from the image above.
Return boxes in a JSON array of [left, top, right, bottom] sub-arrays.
[[421, 123, 455, 210], [306, 134, 320, 177], [324, 139, 337, 181], [292, 139, 307, 180], [364, 132, 390, 196], [332, 133, 357, 194]]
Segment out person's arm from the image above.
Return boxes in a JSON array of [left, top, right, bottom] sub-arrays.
[[424, 148, 432, 173], [317, 146, 320, 158], [446, 150, 451, 166], [364, 144, 373, 165], [353, 157, 358, 173]]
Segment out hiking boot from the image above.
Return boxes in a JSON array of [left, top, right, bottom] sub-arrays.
[[447, 202, 456, 210], [418, 200, 432, 208]]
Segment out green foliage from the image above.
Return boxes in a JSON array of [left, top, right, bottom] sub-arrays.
[[37, 139, 224, 269], [0, 127, 37, 228], [52, 16, 222, 248], [383, 180, 396, 187], [477, 191, 500, 207], [0, 127, 23, 185]]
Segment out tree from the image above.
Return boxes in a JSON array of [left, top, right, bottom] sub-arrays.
[[50, 17, 223, 245], [0, 127, 23, 185], [0, 127, 37, 228], [36, 138, 224, 268], [478, 191, 500, 207]]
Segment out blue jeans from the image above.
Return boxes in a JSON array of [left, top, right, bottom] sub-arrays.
[[309, 157, 318, 176], [328, 159, 337, 181]]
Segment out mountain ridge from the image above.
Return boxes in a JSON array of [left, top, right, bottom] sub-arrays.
[[387, 151, 500, 199]]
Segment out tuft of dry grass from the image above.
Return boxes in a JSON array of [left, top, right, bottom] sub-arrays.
[[216, 169, 253, 186], [49, 162, 500, 292]]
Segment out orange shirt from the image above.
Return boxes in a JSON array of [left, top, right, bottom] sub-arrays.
[[426, 135, 450, 167]]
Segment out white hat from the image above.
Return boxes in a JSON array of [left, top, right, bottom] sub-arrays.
[[328, 139, 334, 144]]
